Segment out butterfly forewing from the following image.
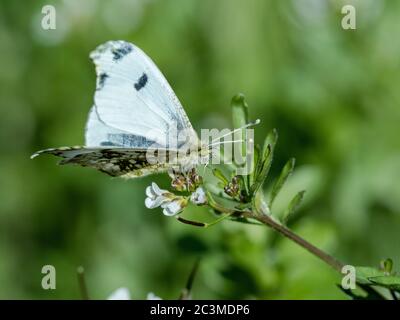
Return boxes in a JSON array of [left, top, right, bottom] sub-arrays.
[[32, 41, 201, 178], [90, 40, 198, 148]]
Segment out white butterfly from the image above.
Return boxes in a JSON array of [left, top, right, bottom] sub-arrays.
[[32, 40, 256, 178]]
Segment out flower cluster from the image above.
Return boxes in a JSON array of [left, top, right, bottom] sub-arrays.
[[145, 182, 188, 216], [170, 168, 203, 192], [224, 175, 240, 198], [145, 169, 207, 217]]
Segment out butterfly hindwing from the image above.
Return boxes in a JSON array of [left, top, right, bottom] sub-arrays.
[[85, 105, 158, 148], [31, 147, 176, 178]]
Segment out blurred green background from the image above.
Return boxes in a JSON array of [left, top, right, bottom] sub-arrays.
[[1, 0, 399, 299]]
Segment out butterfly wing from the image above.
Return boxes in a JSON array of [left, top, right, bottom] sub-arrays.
[[31, 146, 178, 178], [32, 41, 200, 177], [85, 105, 159, 148], [90, 40, 199, 148]]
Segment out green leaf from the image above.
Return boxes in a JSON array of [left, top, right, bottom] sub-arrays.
[[231, 93, 249, 194], [337, 285, 372, 300], [250, 144, 272, 195], [254, 129, 278, 178], [282, 190, 305, 225], [355, 266, 386, 285], [368, 276, 400, 290], [231, 93, 249, 129], [338, 284, 386, 300], [381, 258, 393, 275], [268, 158, 296, 208], [212, 168, 229, 185], [251, 187, 271, 215], [251, 129, 278, 194], [261, 128, 278, 163], [249, 144, 260, 188]]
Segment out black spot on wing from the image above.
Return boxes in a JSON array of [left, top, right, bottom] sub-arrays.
[[134, 73, 148, 91], [112, 43, 133, 61], [97, 73, 109, 90], [100, 141, 117, 146]]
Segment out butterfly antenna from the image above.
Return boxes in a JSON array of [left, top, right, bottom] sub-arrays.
[[208, 139, 244, 148], [210, 119, 260, 144]]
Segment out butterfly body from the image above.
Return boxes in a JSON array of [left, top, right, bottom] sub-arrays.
[[32, 41, 208, 177]]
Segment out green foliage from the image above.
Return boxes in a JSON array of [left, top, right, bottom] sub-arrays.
[[1, 0, 400, 300], [282, 190, 306, 225], [268, 158, 296, 208], [341, 261, 400, 300]]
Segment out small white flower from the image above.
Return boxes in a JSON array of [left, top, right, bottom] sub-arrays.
[[145, 182, 170, 209], [145, 182, 187, 216], [190, 187, 207, 205], [107, 287, 131, 300], [107, 288, 163, 300], [161, 199, 186, 216], [147, 292, 162, 300]]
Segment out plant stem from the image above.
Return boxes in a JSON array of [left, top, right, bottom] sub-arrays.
[[77, 266, 90, 300], [244, 210, 345, 273]]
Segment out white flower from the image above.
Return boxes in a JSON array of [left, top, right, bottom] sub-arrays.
[[161, 199, 184, 216], [107, 288, 163, 300], [107, 287, 131, 300], [190, 187, 207, 205], [145, 182, 170, 209], [147, 292, 162, 300], [145, 182, 187, 216]]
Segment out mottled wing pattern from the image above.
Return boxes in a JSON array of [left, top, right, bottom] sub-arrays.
[[31, 147, 176, 178]]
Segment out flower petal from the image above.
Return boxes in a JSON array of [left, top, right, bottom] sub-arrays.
[[162, 200, 184, 216], [190, 187, 207, 205], [146, 185, 155, 198], [151, 182, 166, 196], [145, 197, 156, 209], [147, 292, 162, 300], [107, 287, 131, 300], [145, 195, 167, 209]]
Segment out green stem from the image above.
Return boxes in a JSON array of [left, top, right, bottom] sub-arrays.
[[243, 210, 345, 273], [77, 266, 90, 300]]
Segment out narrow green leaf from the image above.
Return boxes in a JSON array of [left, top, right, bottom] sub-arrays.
[[231, 93, 249, 128], [250, 144, 272, 195], [212, 168, 229, 185], [336, 285, 367, 300], [251, 187, 271, 215], [252, 129, 278, 192], [262, 128, 278, 163], [249, 144, 260, 188], [355, 266, 386, 285], [268, 158, 296, 207], [381, 258, 393, 275], [254, 129, 277, 177], [231, 93, 249, 194], [368, 276, 400, 290], [282, 190, 305, 224]]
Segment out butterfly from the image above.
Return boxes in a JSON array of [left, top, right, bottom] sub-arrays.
[[32, 41, 257, 178]]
